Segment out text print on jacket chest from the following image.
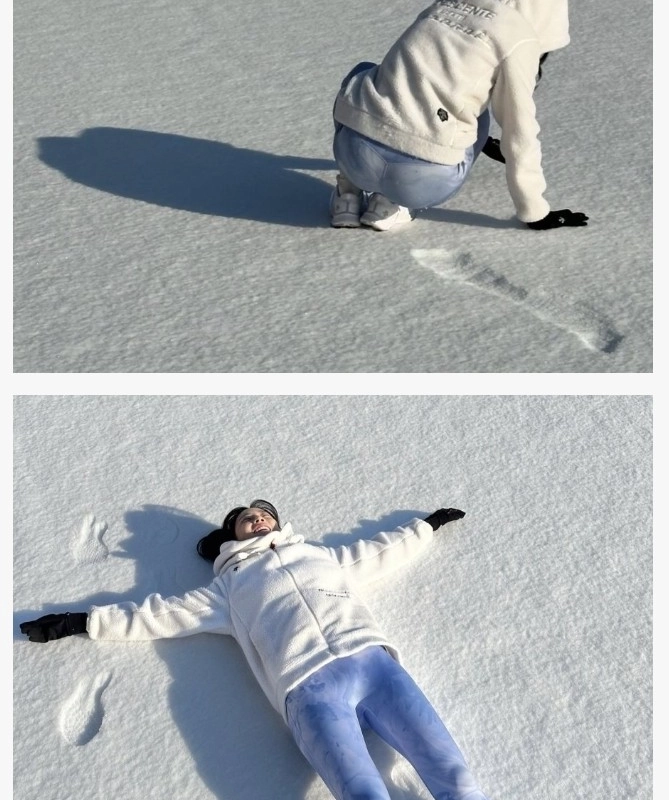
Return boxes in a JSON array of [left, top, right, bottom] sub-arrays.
[[229, 541, 358, 611]]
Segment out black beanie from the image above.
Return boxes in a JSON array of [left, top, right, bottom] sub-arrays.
[[196, 499, 281, 562]]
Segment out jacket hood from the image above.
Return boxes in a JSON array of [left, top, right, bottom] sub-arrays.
[[516, 0, 570, 52], [212, 521, 304, 575]]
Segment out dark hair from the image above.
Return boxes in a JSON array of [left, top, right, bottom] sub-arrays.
[[196, 500, 280, 562]]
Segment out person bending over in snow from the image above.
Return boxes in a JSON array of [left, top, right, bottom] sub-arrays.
[[21, 499, 491, 800], [329, 0, 588, 232]]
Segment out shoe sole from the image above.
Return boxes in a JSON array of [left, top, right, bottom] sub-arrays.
[[331, 216, 361, 228], [360, 215, 413, 231]]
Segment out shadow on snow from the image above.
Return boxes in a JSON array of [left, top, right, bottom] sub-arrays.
[[37, 127, 336, 228]]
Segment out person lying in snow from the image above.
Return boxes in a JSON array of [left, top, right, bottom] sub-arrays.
[[20, 500, 490, 800], [329, 0, 588, 232]]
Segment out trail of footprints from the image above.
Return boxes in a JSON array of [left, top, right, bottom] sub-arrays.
[[411, 248, 623, 354], [58, 512, 182, 746], [57, 514, 113, 744]]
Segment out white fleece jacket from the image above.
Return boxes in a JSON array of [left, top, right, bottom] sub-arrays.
[[87, 519, 434, 723], [333, 0, 570, 222]]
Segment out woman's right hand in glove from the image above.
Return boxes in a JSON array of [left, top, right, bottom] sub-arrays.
[[20, 612, 88, 642], [527, 209, 589, 229]]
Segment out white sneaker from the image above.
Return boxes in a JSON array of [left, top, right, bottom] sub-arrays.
[[360, 193, 413, 231], [329, 185, 362, 228]]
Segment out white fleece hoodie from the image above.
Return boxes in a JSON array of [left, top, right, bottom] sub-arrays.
[[333, 0, 570, 222], [87, 518, 434, 723]]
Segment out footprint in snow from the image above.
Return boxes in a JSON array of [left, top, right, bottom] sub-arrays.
[[71, 513, 109, 564], [59, 672, 112, 746]]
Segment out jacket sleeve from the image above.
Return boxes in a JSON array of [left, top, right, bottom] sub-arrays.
[[325, 518, 434, 586], [86, 582, 233, 641], [491, 40, 550, 223]]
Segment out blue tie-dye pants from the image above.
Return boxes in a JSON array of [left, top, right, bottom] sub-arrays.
[[285, 646, 489, 800], [332, 62, 491, 210]]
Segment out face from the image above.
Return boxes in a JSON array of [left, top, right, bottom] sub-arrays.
[[234, 507, 279, 541]]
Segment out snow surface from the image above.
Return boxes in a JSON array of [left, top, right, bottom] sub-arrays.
[[10, 0, 659, 797], [13, 395, 653, 800], [13, 0, 652, 373]]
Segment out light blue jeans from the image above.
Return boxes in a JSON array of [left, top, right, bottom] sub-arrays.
[[285, 646, 489, 800], [333, 62, 490, 209]]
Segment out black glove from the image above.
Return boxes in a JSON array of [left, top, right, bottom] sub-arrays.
[[423, 508, 466, 531], [527, 209, 589, 230], [482, 136, 505, 163], [20, 612, 88, 643]]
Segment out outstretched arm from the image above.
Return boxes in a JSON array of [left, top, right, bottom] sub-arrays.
[[20, 584, 232, 644], [328, 508, 466, 585]]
